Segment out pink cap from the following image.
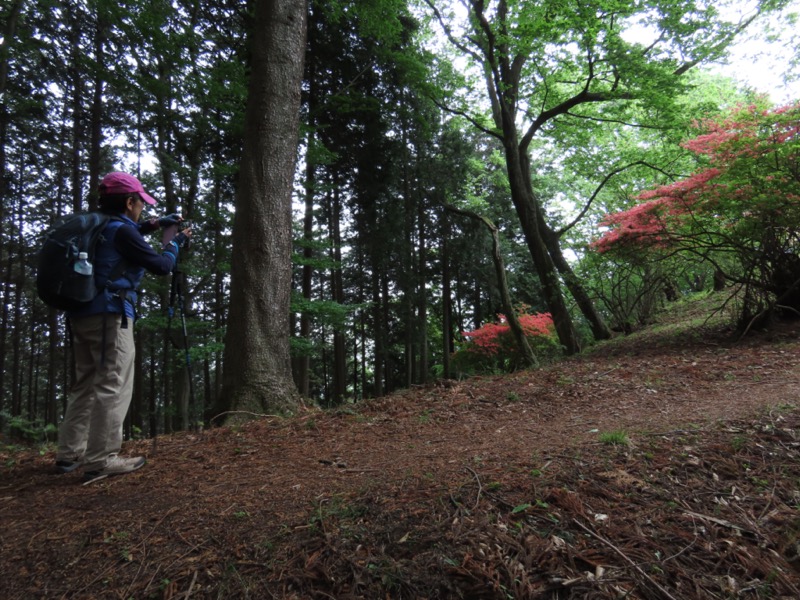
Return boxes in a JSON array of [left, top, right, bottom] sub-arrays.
[[99, 172, 156, 206]]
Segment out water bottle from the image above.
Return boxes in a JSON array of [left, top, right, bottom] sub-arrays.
[[74, 252, 93, 276]]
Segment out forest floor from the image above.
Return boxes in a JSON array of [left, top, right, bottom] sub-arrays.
[[3, 295, 800, 600]]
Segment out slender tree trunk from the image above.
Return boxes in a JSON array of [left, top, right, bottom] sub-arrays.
[[330, 187, 347, 404], [65, 2, 84, 213], [87, 11, 106, 203], [10, 195, 24, 415], [294, 128, 315, 397], [417, 201, 429, 383], [371, 267, 384, 397], [441, 212, 452, 379], [149, 335, 158, 437], [381, 272, 393, 394], [46, 313, 59, 425], [220, 0, 307, 417]]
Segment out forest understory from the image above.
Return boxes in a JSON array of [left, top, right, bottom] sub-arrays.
[[3, 302, 800, 599]]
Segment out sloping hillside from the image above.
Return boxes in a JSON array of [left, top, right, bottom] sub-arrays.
[[2, 297, 800, 599]]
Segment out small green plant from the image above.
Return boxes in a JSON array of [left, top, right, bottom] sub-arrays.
[[731, 435, 748, 452], [506, 391, 520, 402], [599, 430, 630, 446]]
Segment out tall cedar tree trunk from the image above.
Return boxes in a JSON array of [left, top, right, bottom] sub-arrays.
[[294, 13, 317, 398], [417, 200, 429, 382], [371, 266, 384, 397], [220, 0, 306, 417], [0, 0, 22, 413], [330, 187, 347, 405], [294, 127, 314, 397], [65, 2, 84, 214], [87, 13, 105, 203]]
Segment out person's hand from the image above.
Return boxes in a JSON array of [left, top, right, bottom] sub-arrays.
[[158, 213, 183, 228], [172, 228, 192, 248]]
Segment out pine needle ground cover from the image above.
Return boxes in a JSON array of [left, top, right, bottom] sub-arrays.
[[2, 302, 800, 599]]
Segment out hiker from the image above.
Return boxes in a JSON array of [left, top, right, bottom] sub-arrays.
[[55, 172, 191, 483]]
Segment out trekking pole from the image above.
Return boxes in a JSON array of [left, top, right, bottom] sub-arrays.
[[169, 267, 197, 428]]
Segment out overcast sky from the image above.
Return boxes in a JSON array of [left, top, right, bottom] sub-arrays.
[[705, 0, 799, 104]]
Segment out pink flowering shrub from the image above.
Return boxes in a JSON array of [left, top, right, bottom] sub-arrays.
[[593, 103, 800, 256], [452, 310, 560, 375], [591, 102, 800, 322]]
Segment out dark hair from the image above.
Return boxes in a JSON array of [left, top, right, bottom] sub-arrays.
[[97, 192, 139, 213]]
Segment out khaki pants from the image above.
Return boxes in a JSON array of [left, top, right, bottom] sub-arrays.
[[57, 314, 135, 472]]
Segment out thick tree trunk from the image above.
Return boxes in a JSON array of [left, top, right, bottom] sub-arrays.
[[505, 139, 580, 354], [220, 0, 307, 418], [541, 223, 612, 341]]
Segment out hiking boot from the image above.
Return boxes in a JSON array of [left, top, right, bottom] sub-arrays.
[[83, 455, 145, 484], [54, 459, 82, 474]]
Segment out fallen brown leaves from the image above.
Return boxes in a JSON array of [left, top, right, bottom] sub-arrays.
[[2, 317, 800, 599]]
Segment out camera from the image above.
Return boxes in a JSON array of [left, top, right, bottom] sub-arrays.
[[161, 223, 192, 249]]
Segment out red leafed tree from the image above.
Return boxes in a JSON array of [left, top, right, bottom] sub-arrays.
[[455, 310, 560, 374], [593, 103, 800, 326]]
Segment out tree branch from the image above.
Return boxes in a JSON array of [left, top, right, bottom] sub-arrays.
[[557, 161, 675, 237]]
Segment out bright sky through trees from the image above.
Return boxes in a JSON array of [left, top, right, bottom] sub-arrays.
[[706, 0, 800, 102]]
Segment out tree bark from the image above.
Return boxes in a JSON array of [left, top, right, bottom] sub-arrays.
[[330, 187, 346, 404], [541, 222, 612, 341], [220, 0, 307, 418]]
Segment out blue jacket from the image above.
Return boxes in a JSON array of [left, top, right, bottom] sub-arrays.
[[69, 214, 179, 320]]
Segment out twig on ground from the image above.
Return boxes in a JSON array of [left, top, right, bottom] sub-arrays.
[[465, 466, 483, 510], [574, 519, 680, 600], [210, 411, 282, 424]]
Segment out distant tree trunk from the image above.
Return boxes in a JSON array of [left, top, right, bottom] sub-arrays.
[[381, 273, 393, 394], [293, 127, 314, 397], [45, 313, 60, 425], [10, 198, 24, 415], [294, 17, 318, 398], [417, 201, 429, 383], [129, 332, 144, 439], [87, 12, 106, 202], [220, 0, 306, 418], [0, 0, 20, 416], [65, 1, 84, 213], [371, 268, 384, 397], [148, 336, 158, 436], [329, 187, 346, 404], [441, 213, 453, 379]]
